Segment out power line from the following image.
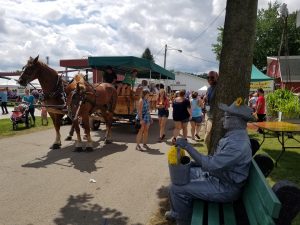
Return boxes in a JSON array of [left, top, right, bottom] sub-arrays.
[[191, 8, 225, 43], [153, 46, 164, 60], [182, 52, 219, 65]]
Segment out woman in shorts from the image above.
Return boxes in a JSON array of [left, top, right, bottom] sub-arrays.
[[136, 89, 152, 151], [172, 90, 192, 144], [156, 89, 170, 141], [190, 91, 204, 140]]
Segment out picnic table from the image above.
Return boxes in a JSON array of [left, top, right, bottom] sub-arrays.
[[253, 121, 300, 166]]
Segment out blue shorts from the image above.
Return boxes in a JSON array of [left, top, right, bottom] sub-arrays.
[[158, 108, 169, 118], [191, 116, 202, 124]]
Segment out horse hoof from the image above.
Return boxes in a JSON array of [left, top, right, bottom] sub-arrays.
[[104, 140, 112, 144], [65, 136, 72, 141], [73, 147, 84, 152], [50, 144, 61, 149], [86, 147, 93, 152]]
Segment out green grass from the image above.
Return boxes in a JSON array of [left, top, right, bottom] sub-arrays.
[[248, 130, 300, 187], [0, 117, 54, 138]]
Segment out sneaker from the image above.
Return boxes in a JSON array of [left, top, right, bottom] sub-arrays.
[[165, 211, 176, 222], [143, 144, 150, 149], [135, 144, 142, 151], [172, 137, 176, 145]]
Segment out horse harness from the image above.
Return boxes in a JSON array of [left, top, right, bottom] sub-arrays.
[[42, 75, 66, 108]]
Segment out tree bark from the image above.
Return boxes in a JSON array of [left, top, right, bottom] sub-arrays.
[[209, 0, 258, 154]]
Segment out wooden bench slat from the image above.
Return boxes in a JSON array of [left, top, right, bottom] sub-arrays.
[[245, 160, 281, 218], [243, 194, 259, 225], [191, 200, 204, 225], [223, 203, 237, 225], [244, 184, 276, 225], [208, 202, 219, 225]]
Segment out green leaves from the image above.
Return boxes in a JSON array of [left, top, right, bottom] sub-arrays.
[[266, 89, 300, 118]]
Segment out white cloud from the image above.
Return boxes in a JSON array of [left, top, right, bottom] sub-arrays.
[[0, 0, 298, 73]]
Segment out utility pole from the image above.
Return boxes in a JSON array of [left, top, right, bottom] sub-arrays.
[[164, 44, 167, 68]]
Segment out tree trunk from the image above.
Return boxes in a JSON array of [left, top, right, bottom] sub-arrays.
[[209, 0, 258, 154]]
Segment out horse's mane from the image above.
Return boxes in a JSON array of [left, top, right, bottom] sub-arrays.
[[72, 73, 87, 92], [28, 58, 58, 76]]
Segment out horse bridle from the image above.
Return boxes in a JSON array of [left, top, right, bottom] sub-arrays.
[[21, 63, 66, 106]]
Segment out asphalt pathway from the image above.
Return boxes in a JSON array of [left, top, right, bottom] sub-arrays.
[[0, 114, 206, 225]]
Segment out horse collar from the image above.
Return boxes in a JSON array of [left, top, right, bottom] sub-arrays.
[[43, 76, 66, 103]]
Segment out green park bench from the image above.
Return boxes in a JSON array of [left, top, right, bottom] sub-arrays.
[[191, 159, 282, 225]]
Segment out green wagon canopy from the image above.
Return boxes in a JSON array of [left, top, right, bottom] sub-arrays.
[[88, 56, 175, 80]]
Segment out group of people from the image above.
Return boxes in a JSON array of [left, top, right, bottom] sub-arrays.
[[134, 84, 207, 151]]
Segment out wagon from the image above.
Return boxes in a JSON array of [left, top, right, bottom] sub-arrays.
[[88, 56, 175, 131], [60, 56, 175, 131]]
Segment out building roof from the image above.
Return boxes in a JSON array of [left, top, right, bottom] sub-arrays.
[[278, 56, 300, 82]]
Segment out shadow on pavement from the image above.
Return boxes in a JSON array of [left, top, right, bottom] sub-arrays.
[[21, 143, 127, 173], [148, 185, 175, 225], [53, 193, 132, 225], [92, 118, 175, 144]]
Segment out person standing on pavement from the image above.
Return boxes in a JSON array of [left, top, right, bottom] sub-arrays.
[[22, 89, 36, 127], [136, 89, 152, 151], [203, 71, 218, 154], [156, 88, 170, 142], [190, 91, 204, 141], [1, 88, 9, 114], [172, 90, 192, 144]]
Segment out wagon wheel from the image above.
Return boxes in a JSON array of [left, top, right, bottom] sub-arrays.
[[91, 119, 101, 131]]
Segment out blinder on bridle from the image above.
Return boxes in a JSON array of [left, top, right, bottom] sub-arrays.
[[19, 62, 36, 85]]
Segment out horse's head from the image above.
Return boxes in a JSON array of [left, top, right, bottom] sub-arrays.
[[72, 73, 87, 94], [18, 55, 40, 86]]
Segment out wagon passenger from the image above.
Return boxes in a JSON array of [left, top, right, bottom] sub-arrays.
[[118, 69, 138, 95], [103, 66, 117, 84], [165, 98, 254, 225]]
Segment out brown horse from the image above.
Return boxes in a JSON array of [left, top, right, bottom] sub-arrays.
[[67, 73, 117, 151], [18, 55, 78, 149]]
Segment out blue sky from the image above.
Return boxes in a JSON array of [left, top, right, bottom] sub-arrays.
[[0, 0, 298, 74]]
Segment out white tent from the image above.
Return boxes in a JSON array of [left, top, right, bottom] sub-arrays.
[[198, 85, 208, 95], [0, 77, 41, 89], [0, 77, 20, 88]]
